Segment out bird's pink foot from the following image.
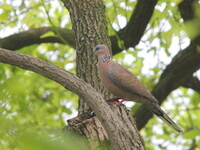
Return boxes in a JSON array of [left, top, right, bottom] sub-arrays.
[[106, 98, 126, 104]]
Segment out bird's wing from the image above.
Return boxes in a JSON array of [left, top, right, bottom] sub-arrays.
[[108, 62, 158, 103]]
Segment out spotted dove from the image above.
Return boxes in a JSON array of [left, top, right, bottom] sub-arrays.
[[92, 44, 183, 133]]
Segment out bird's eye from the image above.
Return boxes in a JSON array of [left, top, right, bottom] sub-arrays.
[[96, 47, 99, 51]]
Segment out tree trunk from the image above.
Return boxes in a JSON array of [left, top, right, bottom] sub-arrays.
[[63, 0, 112, 114], [66, 104, 145, 150], [61, 0, 145, 149]]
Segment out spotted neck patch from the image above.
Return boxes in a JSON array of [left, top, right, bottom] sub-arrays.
[[101, 54, 111, 63]]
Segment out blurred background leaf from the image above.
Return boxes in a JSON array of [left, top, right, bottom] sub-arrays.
[[0, 0, 200, 149]]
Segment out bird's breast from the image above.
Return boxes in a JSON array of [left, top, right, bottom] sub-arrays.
[[97, 62, 147, 103], [97, 62, 129, 98]]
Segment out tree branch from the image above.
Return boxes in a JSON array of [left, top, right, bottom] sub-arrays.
[[0, 47, 143, 150], [182, 77, 200, 93], [134, 40, 200, 130], [112, 0, 158, 52], [0, 0, 198, 132], [178, 0, 195, 21], [0, 0, 158, 54], [0, 27, 75, 50], [134, 0, 200, 129]]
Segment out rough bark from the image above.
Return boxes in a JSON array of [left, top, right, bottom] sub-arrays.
[[0, 47, 145, 150], [60, 0, 145, 149], [62, 0, 113, 115], [65, 104, 144, 150]]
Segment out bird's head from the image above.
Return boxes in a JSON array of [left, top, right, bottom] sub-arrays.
[[91, 44, 110, 57]]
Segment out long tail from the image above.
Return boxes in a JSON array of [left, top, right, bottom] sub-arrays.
[[145, 102, 183, 133]]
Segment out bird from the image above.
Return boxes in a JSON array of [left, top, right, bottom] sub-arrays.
[[91, 44, 183, 133]]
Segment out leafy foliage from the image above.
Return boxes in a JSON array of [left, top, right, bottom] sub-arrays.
[[0, 0, 200, 149]]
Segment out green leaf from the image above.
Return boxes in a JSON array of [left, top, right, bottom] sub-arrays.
[[163, 29, 172, 47], [185, 19, 200, 39], [183, 129, 200, 139], [191, 93, 200, 105], [1, 4, 12, 10], [40, 31, 55, 38], [0, 12, 9, 22]]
